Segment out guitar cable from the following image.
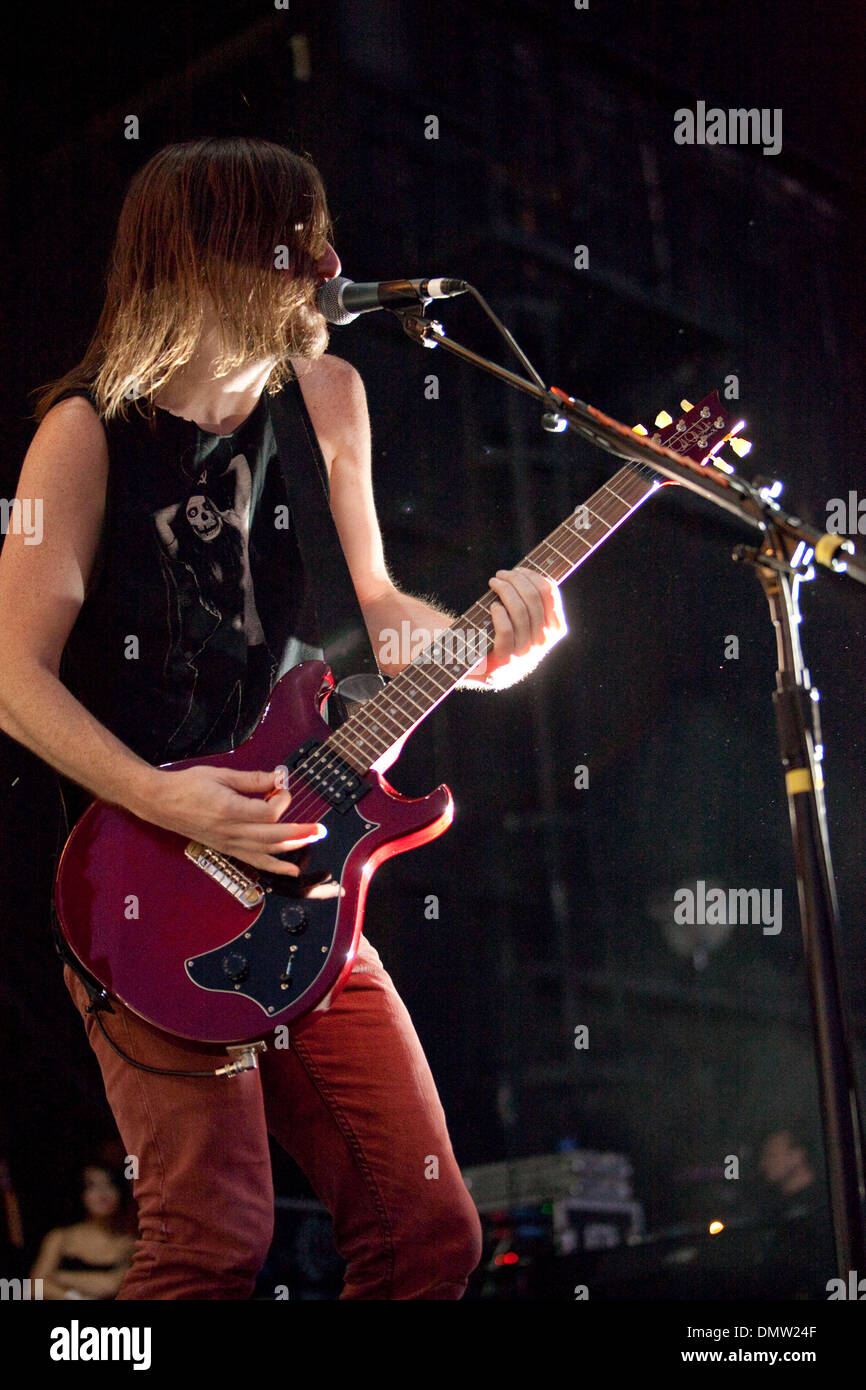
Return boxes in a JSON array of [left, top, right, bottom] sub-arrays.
[[51, 778, 256, 1080]]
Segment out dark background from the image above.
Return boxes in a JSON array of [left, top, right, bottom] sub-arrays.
[[1, 0, 864, 1296]]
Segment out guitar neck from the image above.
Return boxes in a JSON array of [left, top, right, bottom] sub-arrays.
[[327, 457, 662, 774]]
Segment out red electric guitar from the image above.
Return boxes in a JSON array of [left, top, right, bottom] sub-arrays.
[[54, 393, 745, 1044]]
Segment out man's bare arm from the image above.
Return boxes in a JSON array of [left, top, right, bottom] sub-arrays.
[[0, 397, 323, 871], [319, 356, 567, 684]]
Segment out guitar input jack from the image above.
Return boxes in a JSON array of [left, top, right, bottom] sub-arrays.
[[214, 1041, 268, 1078]]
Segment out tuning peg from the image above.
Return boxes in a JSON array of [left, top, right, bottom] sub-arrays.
[[654, 410, 673, 428], [632, 423, 648, 435], [680, 399, 694, 412], [729, 437, 752, 457]]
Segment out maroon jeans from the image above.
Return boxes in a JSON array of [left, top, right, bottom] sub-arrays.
[[62, 934, 482, 1299]]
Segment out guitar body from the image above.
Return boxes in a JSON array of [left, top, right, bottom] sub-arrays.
[[54, 660, 453, 1045]]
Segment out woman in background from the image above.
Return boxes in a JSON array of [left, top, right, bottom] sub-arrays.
[[31, 1162, 136, 1300]]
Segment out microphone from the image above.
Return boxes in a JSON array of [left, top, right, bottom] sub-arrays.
[[316, 275, 467, 325]]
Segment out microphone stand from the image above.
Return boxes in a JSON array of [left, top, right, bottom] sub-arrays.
[[385, 299, 866, 1278]]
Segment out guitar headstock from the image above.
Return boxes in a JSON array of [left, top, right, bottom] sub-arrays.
[[632, 391, 750, 473]]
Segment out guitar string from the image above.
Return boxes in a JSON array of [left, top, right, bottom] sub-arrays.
[[274, 463, 659, 829], [274, 457, 667, 829], [250, 425, 717, 835]]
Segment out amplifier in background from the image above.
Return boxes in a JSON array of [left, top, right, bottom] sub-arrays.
[[461, 1150, 644, 1299], [462, 1149, 636, 1210], [553, 1198, 644, 1254]]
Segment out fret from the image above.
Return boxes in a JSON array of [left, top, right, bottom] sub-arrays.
[[349, 700, 404, 744], [330, 725, 379, 766], [594, 492, 631, 522], [403, 673, 448, 705], [532, 540, 571, 572], [607, 469, 650, 504], [385, 683, 428, 719]]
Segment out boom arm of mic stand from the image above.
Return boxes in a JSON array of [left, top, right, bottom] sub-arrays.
[[389, 307, 866, 589]]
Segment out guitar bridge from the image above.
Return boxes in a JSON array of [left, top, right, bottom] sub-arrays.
[[184, 842, 264, 907]]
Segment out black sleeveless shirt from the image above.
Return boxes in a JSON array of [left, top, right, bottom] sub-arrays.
[[57, 378, 324, 772]]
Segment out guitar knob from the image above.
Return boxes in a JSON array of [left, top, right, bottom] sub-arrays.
[[280, 905, 308, 935], [222, 952, 249, 983]]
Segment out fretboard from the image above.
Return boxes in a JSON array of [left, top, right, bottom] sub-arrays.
[[326, 459, 662, 773]]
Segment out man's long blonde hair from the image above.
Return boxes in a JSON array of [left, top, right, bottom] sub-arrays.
[[32, 136, 334, 423]]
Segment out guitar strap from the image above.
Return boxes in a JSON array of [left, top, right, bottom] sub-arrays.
[[267, 374, 382, 706]]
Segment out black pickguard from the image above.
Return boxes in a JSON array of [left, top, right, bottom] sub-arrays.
[[184, 800, 378, 1018]]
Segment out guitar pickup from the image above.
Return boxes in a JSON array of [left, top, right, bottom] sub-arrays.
[[288, 739, 370, 813]]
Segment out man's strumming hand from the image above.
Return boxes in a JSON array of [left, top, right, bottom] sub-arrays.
[[132, 765, 326, 875]]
